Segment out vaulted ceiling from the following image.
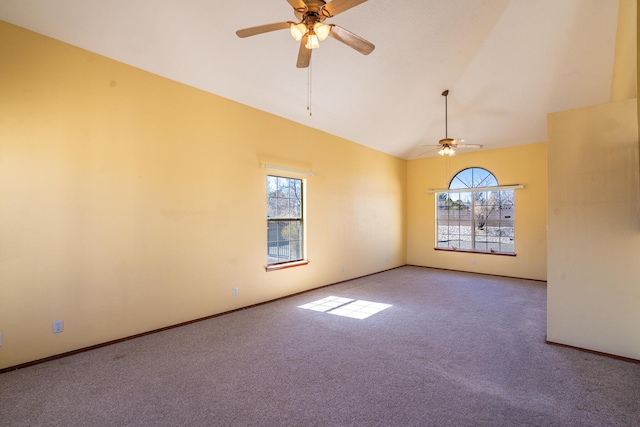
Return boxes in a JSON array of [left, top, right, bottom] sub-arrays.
[[0, 0, 620, 159]]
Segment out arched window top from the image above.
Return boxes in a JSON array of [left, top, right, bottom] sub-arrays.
[[449, 167, 498, 190]]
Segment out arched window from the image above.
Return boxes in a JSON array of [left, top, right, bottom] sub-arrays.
[[449, 167, 498, 190], [436, 168, 515, 254]]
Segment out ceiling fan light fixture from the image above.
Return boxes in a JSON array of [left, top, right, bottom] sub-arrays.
[[313, 22, 331, 41], [306, 32, 320, 49], [438, 146, 455, 157], [290, 22, 307, 41]]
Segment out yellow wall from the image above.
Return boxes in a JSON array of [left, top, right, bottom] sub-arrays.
[[2, 0, 635, 368], [547, 99, 640, 360], [611, 0, 637, 102], [406, 143, 548, 281], [0, 21, 406, 369]]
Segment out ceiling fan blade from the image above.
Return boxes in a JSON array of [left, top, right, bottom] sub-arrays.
[[328, 25, 375, 55], [323, 0, 368, 17], [421, 141, 482, 149], [415, 148, 440, 158], [288, 0, 307, 19], [236, 22, 291, 38], [287, 0, 306, 9], [297, 35, 312, 68]]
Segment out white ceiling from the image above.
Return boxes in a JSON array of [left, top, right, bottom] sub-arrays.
[[0, 0, 620, 159]]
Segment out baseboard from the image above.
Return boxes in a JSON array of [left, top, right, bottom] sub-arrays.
[[546, 339, 640, 364], [406, 264, 547, 283]]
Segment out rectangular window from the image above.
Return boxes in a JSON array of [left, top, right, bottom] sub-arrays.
[[437, 189, 514, 254], [267, 175, 304, 266]]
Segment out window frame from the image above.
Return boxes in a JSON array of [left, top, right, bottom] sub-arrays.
[[432, 168, 520, 256], [265, 175, 309, 271]]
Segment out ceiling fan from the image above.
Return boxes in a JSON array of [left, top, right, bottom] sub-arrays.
[[421, 90, 483, 157], [235, 0, 375, 68]]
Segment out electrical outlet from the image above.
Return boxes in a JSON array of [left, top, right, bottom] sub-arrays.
[[0, 332, 3, 347], [340, 266, 345, 272], [53, 320, 64, 334], [233, 287, 238, 296], [472, 259, 476, 265]]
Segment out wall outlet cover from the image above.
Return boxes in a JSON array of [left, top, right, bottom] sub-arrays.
[[53, 320, 64, 334]]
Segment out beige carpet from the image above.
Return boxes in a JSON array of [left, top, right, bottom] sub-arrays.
[[1, 266, 638, 426]]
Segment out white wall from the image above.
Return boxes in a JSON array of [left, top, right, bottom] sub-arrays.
[[547, 98, 640, 360]]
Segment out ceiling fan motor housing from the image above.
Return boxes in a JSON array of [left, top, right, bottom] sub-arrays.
[[439, 138, 457, 147], [295, 0, 329, 21]]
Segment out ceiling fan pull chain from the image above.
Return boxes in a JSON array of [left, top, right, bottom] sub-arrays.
[[307, 59, 312, 116]]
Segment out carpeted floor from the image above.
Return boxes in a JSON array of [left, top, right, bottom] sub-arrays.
[[1, 266, 639, 426]]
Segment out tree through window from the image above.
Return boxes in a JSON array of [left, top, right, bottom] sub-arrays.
[[267, 176, 304, 265], [436, 168, 515, 254]]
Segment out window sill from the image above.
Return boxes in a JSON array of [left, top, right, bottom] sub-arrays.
[[434, 247, 516, 257], [265, 260, 310, 272]]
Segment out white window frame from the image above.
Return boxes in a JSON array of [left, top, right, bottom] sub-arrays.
[[428, 168, 523, 256], [266, 175, 309, 271]]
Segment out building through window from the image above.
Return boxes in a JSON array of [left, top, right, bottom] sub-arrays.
[[436, 167, 515, 254], [267, 175, 304, 265]]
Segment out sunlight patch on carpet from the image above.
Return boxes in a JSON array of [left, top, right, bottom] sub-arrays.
[[299, 296, 392, 319], [328, 300, 393, 319], [298, 296, 355, 312]]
